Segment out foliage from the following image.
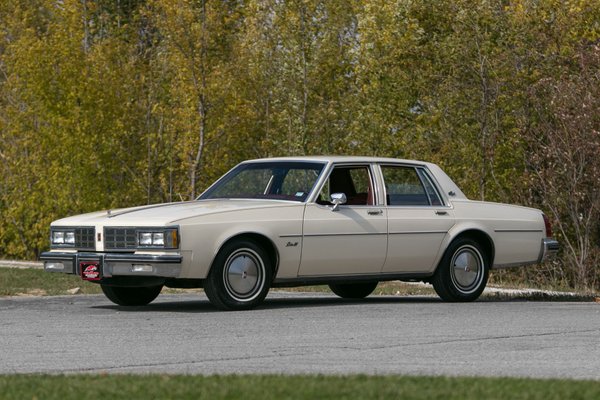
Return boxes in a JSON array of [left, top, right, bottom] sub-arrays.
[[1, 374, 600, 400], [1, 0, 599, 290]]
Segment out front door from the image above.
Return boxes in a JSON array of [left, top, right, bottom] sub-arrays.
[[298, 165, 387, 276]]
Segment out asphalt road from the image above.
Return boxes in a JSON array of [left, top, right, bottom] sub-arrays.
[[1, 292, 599, 379]]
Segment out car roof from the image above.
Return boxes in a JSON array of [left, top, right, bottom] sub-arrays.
[[242, 155, 431, 166], [240, 156, 467, 200]]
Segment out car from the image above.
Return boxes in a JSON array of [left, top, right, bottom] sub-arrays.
[[41, 156, 559, 310]]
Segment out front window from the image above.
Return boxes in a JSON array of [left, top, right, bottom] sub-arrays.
[[199, 161, 326, 202], [317, 165, 375, 206]]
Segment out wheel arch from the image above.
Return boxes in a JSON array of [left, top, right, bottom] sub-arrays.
[[211, 232, 280, 279], [431, 227, 494, 301], [440, 228, 495, 270]]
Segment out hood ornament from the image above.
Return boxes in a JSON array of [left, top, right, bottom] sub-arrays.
[[107, 209, 112, 217]]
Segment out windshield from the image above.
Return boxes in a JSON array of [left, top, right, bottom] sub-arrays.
[[199, 161, 326, 202]]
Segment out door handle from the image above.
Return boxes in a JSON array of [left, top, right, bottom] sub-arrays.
[[368, 209, 383, 216], [435, 210, 448, 216]]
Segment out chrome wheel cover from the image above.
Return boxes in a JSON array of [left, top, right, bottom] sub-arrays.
[[223, 248, 265, 301], [450, 245, 484, 294]]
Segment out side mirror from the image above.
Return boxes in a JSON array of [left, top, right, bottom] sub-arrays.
[[330, 193, 347, 211]]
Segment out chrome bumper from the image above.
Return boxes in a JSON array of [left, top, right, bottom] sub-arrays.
[[538, 238, 560, 263], [40, 251, 182, 278]]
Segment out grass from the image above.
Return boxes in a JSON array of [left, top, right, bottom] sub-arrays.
[[1, 267, 598, 301], [0, 268, 207, 297], [0, 267, 437, 298], [0, 268, 103, 296], [1, 375, 600, 400]]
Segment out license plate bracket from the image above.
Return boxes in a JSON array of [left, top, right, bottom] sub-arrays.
[[80, 261, 102, 281]]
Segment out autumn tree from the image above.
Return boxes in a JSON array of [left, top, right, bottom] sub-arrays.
[[0, 0, 599, 290], [526, 45, 600, 289]]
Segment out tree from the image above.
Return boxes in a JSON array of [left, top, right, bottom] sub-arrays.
[[526, 45, 600, 289]]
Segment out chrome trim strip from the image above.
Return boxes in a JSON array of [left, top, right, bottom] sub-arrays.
[[273, 272, 432, 287], [40, 251, 182, 265], [385, 205, 453, 209], [105, 254, 182, 263], [303, 232, 387, 237], [378, 163, 448, 207], [307, 162, 382, 206], [200, 160, 328, 203], [538, 238, 560, 263], [40, 252, 76, 260], [389, 231, 447, 235]]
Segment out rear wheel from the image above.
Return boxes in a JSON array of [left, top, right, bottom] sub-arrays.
[[329, 282, 378, 299], [204, 240, 272, 311], [432, 237, 489, 302], [101, 284, 163, 306]]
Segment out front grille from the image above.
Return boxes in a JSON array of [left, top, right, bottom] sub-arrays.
[[75, 227, 95, 249], [104, 227, 137, 251]]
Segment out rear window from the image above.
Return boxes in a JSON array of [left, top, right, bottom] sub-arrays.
[[381, 166, 442, 206]]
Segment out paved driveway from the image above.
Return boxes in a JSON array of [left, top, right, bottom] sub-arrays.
[[1, 292, 599, 379]]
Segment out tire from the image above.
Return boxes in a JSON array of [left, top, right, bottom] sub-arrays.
[[204, 240, 272, 311], [329, 282, 378, 299], [432, 237, 489, 302], [101, 284, 163, 306]]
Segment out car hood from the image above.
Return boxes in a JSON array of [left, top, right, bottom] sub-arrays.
[[52, 199, 300, 227]]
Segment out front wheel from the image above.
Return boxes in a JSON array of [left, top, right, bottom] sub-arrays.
[[329, 282, 378, 299], [101, 284, 163, 306], [204, 240, 272, 311], [432, 238, 489, 302]]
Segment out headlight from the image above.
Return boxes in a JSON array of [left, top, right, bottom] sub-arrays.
[[52, 231, 65, 244], [137, 228, 178, 249], [51, 229, 76, 247], [65, 231, 75, 244]]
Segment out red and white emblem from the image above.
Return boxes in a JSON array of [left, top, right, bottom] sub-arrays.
[[81, 262, 101, 281]]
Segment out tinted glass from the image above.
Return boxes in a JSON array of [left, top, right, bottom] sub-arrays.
[[199, 162, 325, 202], [382, 166, 430, 206], [317, 166, 374, 206], [417, 169, 443, 206]]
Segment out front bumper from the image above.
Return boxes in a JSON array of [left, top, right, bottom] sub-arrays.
[[538, 238, 560, 263], [40, 251, 182, 279]]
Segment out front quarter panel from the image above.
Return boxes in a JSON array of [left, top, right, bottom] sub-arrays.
[[177, 204, 305, 279]]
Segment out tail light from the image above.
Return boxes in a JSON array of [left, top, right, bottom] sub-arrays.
[[542, 213, 553, 237]]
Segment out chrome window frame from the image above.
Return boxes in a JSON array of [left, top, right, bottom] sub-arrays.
[[377, 163, 449, 208], [308, 162, 383, 208], [197, 160, 328, 203]]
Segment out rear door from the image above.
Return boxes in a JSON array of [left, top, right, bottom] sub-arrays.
[[380, 164, 455, 273]]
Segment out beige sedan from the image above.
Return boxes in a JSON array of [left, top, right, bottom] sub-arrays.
[[41, 157, 559, 310]]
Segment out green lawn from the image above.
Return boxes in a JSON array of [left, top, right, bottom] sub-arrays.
[[0, 267, 596, 301], [0, 267, 437, 297], [0, 268, 102, 296], [0, 375, 599, 400]]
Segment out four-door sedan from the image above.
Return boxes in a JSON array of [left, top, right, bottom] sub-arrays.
[[41, 156, 559, 310]]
